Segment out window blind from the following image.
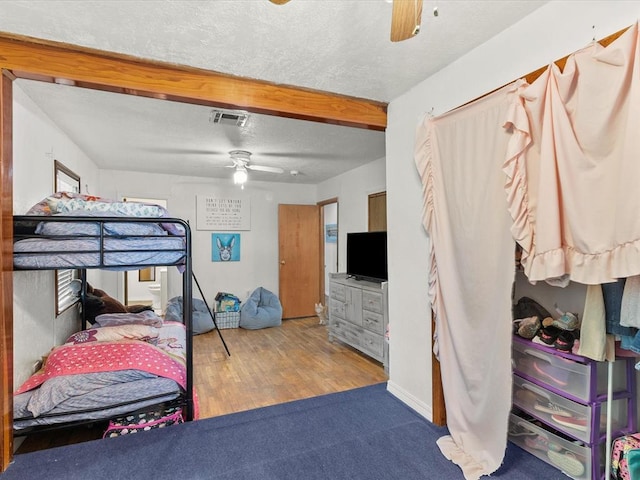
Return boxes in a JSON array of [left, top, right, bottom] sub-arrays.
[[56, 269, 79, 315]]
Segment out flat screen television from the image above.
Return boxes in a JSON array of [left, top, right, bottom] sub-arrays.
[[346, 231, 388, 282]]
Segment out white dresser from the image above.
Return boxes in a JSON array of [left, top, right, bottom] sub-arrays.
[[327, 273, 388, 368]]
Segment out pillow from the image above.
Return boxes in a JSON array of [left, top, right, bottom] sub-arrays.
[[95, 311, 163, 328], [25, 192, 185, 236], [64, 324, 160, 345], [25, 192, 82, 216], [56, 198, 167, 218]]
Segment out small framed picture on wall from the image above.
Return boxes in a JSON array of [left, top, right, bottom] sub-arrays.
[[325, 223, 337, 243], [212, 233, 241, 262]]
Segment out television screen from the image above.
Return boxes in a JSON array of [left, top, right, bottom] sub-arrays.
[[346, 231, 388, 282]]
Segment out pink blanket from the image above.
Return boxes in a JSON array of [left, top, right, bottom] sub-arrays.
[[15, 340, 186, 395]]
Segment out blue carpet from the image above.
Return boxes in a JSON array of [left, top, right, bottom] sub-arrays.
[[2, 383, 567, 479]]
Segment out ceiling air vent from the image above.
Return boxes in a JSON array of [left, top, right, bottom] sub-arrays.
[[209, 109, 249, 127]]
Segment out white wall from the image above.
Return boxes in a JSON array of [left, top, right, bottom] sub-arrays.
[[317, 157, 386, 272], [98, 170, 318, 307], [385, 1, 640, 419], [12, 84, 101, 386]]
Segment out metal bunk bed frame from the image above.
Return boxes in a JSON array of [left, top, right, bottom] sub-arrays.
[[12, 214, 196, 426]]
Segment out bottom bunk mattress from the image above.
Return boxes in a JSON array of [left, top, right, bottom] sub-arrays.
[[13, 236, 186, 269], [13, 320, 188, 431]]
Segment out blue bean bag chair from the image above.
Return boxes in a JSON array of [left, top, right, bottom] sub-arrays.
[[165, 296, 215, 335], [240, 287, 282, 330]]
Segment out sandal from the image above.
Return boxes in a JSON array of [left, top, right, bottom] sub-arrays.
[[547, 450, 585, 477], [554, 331, 575, 352], [517, 316, 541, 339], [538, 326, 562, 345]]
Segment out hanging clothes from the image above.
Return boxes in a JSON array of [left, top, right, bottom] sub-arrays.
[[621, 276, 640, 328], [578, 284, 615, 362], [504, 22, 640, 285], [414, 81, 524, 480]]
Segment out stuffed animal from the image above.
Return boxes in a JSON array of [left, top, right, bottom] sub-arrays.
[[83, 283, 153, 324]]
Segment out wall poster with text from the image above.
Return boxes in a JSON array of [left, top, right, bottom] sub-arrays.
[[197, 195, 250, 231]]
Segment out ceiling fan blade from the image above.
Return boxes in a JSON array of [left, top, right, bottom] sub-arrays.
[[246, 165, 285, 174], [390, 0, 423, 42]]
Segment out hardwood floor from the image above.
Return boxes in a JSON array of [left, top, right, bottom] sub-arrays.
[[15, 317, 387, 453], [195, 316, 387, 417]]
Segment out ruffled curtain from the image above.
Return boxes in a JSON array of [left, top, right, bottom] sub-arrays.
[[504, 22, 640, 286], [414, 81, 524, 479], [414, 18, 640, 480]]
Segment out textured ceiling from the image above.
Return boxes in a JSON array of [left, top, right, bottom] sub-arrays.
[[0, 0, 548, 184]]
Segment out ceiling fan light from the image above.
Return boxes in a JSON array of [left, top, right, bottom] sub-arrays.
[[233, 168, 248, 185]]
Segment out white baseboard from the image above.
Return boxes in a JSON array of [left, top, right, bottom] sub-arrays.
[[386, 380, 433, 422]]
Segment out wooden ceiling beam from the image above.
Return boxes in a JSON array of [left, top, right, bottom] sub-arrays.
[[0, 31, 387, 131]]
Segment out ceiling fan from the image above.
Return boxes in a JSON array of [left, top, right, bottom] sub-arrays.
[[227, 150, 285, 186], [268, 0, 423, 42]]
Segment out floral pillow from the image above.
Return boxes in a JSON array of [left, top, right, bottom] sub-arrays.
[[25, 192, 185, 236], [64, 324, 160, 346]]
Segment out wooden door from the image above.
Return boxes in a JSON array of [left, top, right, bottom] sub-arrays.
[[368, 191, 387, 232], [278, 204, 320, 319]]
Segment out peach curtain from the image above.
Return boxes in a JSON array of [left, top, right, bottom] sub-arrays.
[[505, 22, 640, 286], [414, 81, 524, 479]]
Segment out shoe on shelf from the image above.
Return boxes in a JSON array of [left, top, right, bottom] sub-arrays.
[[542, 312, 580, 330], [541, 316, 554, 327], [532, 361, 570, 386], [517, 316, 541, 339], [553, 331, 575, 352], [508, 423, 536, 437], [547, 450, 585, 477], [514, 388, 538, 406], [551, 414, 587, 432], [538, 326, 562, 345], [531, 336, 548, 347], [534, 401, 572, 417], [524, 435, 563, 453]]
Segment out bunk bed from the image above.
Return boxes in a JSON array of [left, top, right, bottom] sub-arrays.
[[11, 194, 194, 436]]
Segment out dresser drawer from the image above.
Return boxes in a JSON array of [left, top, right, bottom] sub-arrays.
[[362, 291, 383, 314], [330, 318, 361, 347], [329, 298, 346, 320], [360, 330, 383, 361], [330, 282, 347, 302], [508, 411, 592, 479], [513, 375, 629, 443], [362, 309, 384, 334], [512, 340, 628, 402]]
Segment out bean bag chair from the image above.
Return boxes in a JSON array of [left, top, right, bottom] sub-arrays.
[[240, 287, 282, 330], [165, 296, 215, 335]]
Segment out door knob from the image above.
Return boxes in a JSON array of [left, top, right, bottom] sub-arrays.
[[280, 260, 286, 265]]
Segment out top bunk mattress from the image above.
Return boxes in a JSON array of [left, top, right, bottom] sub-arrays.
[[14, 236, 186, 269], [13, 193, 189, 270]]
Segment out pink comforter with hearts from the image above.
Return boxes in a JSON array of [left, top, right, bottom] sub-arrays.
[[15, 340, 186, 395]]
